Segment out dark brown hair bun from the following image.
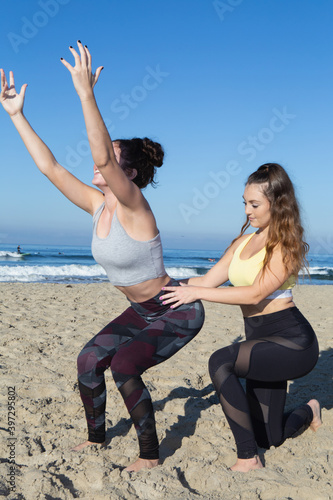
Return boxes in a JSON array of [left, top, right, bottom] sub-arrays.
[[142, 137, 164, 169], [115, 137, 164, 188]]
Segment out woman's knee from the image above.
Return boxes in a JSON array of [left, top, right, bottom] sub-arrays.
[[208, 345, 237, 380], [77, 348, 96, 376], [77, 343, 111, 378]]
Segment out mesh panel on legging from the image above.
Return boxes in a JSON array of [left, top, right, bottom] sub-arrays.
[[209, 343, 258, 459], [118, 377, 159, 459], [209, 333, 317, 459], [79, 378, 107, 443]]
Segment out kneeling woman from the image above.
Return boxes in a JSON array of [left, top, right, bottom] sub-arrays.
[[161, 163, 321, 472]]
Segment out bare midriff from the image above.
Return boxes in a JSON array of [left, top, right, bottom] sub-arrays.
[[116, 274, 171, 303], [241, 296, 295, 318]]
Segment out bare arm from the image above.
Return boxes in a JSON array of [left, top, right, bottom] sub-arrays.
[[181, 235, 249, 288], [161, 243, 291, 308], [186, 243, 237, 287], [61, 42, 143, 210], [0, 69, 103, 215]]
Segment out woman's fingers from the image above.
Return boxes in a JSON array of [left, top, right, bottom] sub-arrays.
[[159, 288, 181, 303], [86, 46, 92, 69], [9, 71, 15, 89], [68, 45, 81, 67], [162, 295, 183, 308], [159, 285, 190, 308], [160, 293, 175, 301], [62, 41, 98, 96], [60, 57, 74, 72], [76, 40, 88, 67], [0, 69, 27, 115], [0, 81, 9, 98], [162, 297, 178, 305], [64, 42, 92, 73], [0, 69, 7, 92], [0, 69, 22, 98], [19, 83, 28, 100], [1, 69, 10, 93], [170, 300, 183, 309], [0, 82, 8, 96], [93, 66, 104, 87]]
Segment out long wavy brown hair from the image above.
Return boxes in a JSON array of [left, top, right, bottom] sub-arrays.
[[232, 163, 309, 279]]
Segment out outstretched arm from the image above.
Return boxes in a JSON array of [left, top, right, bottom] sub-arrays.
[[161, 242, 291, 308], [168, 235, 247, 289], [0, 69, 103, 214], [61, 41, 143, 210]]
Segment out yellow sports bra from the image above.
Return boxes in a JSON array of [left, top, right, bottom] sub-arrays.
[[228, 233, 295, 299]]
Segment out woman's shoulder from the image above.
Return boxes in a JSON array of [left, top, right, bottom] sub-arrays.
[[237, 232, 255, 243], [222, 232, 254, 260], [116, 195, 159, 238], [230, 232, 255, 251]]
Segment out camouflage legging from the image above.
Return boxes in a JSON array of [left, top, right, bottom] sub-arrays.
[[77, 279, 204, 459]]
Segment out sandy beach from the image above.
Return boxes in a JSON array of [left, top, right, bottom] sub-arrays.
[[1, 283, 332, 500]]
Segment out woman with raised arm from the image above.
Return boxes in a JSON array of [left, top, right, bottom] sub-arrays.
[[0, 42, 204, 473], [161, 163, 321, 472]]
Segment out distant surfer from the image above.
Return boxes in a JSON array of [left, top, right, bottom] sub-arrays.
[[17, 245, 21, 254]]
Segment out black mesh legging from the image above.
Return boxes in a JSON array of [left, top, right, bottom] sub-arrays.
[[77, 279, 204, 460], [208, 307, 319, 459]]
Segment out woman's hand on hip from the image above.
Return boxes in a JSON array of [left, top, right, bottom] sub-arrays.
[[0, 69, 27, 117], [60, 40, 103, 101], [159, 283, 200, 308]]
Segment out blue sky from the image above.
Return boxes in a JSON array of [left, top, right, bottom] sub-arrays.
[[0, 0, 332, 252]]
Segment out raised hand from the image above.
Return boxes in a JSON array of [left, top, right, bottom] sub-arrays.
[[0, 69, 28, 117], [60, 41, 103, 100]]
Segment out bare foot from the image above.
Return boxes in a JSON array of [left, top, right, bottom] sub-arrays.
[[230, 455, 263, 472], [124, 458, 159, 472], [307, 399, 322, 432], [70, 440, 105, 451]]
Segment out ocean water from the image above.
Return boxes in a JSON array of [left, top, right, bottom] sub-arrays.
[[0, 245, 333, 285], [0, 244, 332, 285]]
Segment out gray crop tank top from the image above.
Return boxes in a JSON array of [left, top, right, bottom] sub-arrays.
[[91, 203, 166, 286]]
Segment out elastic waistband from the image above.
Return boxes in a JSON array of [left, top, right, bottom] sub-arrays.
[[266, 289, 293, 300], [243, 306, 313, 338]]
